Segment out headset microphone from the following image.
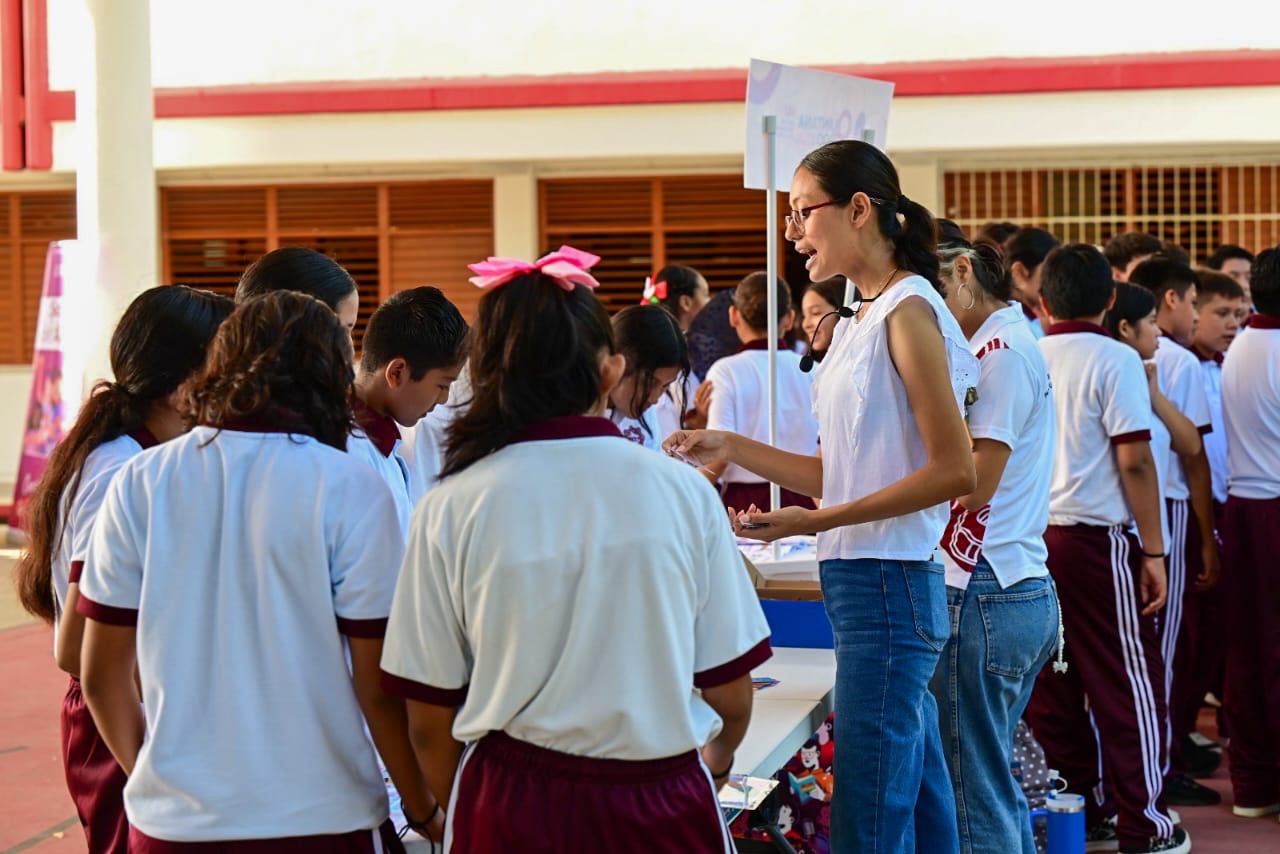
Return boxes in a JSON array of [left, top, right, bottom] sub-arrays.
[[799, 306, 856, 373]]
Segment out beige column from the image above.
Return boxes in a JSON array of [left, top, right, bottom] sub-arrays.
[[492, 168, 540, 260], [895, 158, 943, 218], [72, 0, 157, 391]]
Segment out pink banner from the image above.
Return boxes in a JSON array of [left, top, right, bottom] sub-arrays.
[[10, 242, 67, 532]]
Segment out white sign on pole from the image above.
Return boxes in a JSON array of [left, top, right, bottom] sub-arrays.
[[743, 59, 894, 191]]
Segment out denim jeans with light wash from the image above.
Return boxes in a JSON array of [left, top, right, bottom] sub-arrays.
[[819, 558, 959, 854], [928, 559, 1060, 854]]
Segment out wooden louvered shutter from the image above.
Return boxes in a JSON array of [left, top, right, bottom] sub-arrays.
[[0, 191, 76, 364], [163, 186, 269, 301], [386, 180, 494, 321], [541, 178, 654, 313]]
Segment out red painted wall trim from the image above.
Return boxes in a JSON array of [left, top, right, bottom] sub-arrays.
[[38, 49, 1280, 126], [21, 0, 48, 169], [1, 0, 24, 169]]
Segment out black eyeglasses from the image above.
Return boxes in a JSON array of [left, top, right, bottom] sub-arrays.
[[785, 194, 888, 236]]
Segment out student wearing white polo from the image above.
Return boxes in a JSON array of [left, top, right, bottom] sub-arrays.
[[1220, 247, 1280, 819], [350, 287, 468, 535], [13, 286, 232, 854], [381, 249, 768, 853], [1024, 245, 1188, 854], [1127, 258, 1223, 800], [928, 236, 1061, 854], [77, 292, 438, 851], [608, 304, 689, 453], [703, 271, 818, 512]]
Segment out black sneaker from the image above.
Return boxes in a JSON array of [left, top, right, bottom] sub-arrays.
[[1120, 827, 1191, 853], [1165, 772, 1221, 806], [1180, 735, 1222, 777], [1086, 820, 1120, 852]]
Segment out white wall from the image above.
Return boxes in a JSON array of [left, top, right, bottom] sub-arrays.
[[0, 367, 32, 492], [46, 0, 1280, 89]]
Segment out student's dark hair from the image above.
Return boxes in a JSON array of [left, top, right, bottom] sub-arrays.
[[235, 246, 358, 310], [650, 264, 706, 314], [1103, 232, 1163, 272], [1204, 244, 1254, 270], [974, 221, 1019, 246], [936, 218, 971, 249], [182, 291, 356, 451], [1194, 268, 1246, 302], [1004, 228, 1060, 274], [798, 140, 941, 293], [1040, 243, 1116, 320], [14, 286, 233, 623], [938, 240, 1012, 302], [611, 305, 690, 436], [804, 278, 846, 312], [1160, 242, 1191, 269], [1103, 282, 1158, 340], [1127, 256, 1198, 306], [359, 287, 468, 379], [442, 274, 613, 478], [733, 271, 791, 330], [1250, 247, 1280, 315]]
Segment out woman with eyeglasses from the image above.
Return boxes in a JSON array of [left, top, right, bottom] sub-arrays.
[[665, 139, 978, 854]]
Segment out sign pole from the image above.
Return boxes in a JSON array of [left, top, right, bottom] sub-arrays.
[[764, 115, 782, 560]]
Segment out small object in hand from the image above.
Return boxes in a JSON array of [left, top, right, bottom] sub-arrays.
[[738, 520, 767, 529]]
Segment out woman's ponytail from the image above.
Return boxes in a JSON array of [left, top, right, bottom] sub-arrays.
[[886, 195, 941, 294]]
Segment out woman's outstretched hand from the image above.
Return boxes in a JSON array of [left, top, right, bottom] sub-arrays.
[[728, 503, 815, 542], [663, 429, 732, 469]]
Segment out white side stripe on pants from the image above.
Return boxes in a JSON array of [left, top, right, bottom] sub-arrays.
[[1109, 527, 1175, 840], [1161, 499, 1188, 774]]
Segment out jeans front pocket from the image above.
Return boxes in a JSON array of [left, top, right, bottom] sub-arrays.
[[977, 580, 1058, 678], [902, 561, 949, 652]]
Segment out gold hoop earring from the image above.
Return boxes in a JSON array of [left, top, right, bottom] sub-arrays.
[[958, 282, 976, 311]]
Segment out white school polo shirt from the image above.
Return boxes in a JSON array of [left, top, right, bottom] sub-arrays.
[[349, 400, 414, 537], [78, 425, 405, 842], [1223, 314, 1280, 499], [381, 416, 772, 761], [1197, 354, 1228, 503], [1153, 335, 1213, 500], [652, 370, 700, 442], [707, 341, 817, 484], [1039, 322, 1153, 527], [940, 306, 1054, 590], [49, 431, 155, 648], [401, 370, 471, 500], [1147, 390, 1173, 550], [812, 276, 979, 562], [611, 406, 662, 452]]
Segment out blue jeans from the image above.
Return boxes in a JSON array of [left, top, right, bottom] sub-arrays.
[[820, 558, 958, 854], [928, 560, 1059, 854]]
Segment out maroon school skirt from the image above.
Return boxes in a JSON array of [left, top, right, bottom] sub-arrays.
[[129, 819, 404, 853], [61, 676, 129, 854], [448, 731, 732, 853]]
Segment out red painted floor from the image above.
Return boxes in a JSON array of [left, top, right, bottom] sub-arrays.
[[1, 616, 1277, 852]]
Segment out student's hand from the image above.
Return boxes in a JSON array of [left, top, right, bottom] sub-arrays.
[[1139, 555, 1168, 616], [664, 429, 732, 468], [1196, 541, 1221, 591], [729, 504, 813, 541], [1144, 362, 1159, 396], [694, 380, 714, 416]]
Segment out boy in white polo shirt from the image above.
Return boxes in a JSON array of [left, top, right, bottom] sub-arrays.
[[77, 292, 438, 850], [1024, 244, 1188, 854], [704, 271, 818, 511], [350, 287, 468, 536], [1220, 246, 1280, 819], [1127, 257, 1222, 801]]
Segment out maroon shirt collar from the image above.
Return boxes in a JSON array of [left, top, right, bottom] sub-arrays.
[[512, 416, 623, 444], [351, 397, 400, 458], [1248, 313, 1280, 330], [1043, 320, 1112, 338], [128, 427, 160, 449], [212, 408, 315, 437], [738, 338, 789, 353]]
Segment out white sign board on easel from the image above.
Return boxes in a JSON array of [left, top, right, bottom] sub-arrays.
[[743, 59, 894, 191]]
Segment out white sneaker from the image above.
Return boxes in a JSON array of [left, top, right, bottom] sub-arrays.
[[1119, 827, 1191, 854], [1233, 802, 1280, 817], [1167, 808, 1181, 825]]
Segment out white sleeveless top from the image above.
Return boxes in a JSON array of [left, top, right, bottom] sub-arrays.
[[811, 275, 979, 562]]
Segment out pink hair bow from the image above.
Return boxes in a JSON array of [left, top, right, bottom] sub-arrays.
[[468, 245, 602, 292]]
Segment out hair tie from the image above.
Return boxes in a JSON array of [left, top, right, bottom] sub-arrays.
[[468, 245, 601, 292], [640, 277, 669, 305]]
